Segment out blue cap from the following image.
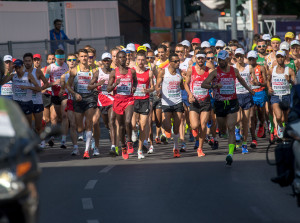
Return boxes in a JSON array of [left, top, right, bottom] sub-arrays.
[[209, 38, 217, 46], [13, 59, 23, 67], [217, 50, 229, 60]]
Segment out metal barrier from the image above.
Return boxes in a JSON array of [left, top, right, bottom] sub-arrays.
[[0, 36, 124, 66]]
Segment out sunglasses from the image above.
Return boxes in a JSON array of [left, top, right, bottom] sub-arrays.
[[33, 58, 40, 61], [67, 59, 77, 62], [257, 45, 266, 48], [248, 57, 256, 60], [276, 55, 284, 58], [4, 61, 11, 64], [266, 50, 273, 53], [171, 60, 180, 63], [235, 55, 244, 58], [196, 57, 205, 60], [146, 56, 155, 59], [216, 47, 223, 50], [175, 51, 183, 53], [102, 59, 111, 62], [291, 46, 298, 49], [88, 56, 94, 59], [207, 57, 214, 60]]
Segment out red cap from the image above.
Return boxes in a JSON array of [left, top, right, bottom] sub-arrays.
[[12, 58, 16, 62], [191, 38, 201, 44], [134, 44, 140, 50], [33, 54, 41, 59]]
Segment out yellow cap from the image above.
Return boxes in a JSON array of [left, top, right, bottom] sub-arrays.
[[285, 32, 295, 39], [119, 45, 125, 49], [137, 46, 147, 52]]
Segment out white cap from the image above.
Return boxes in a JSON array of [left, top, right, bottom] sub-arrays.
[[291, 40, 300, 46], [217, 50, 229, 60], [215, 40, 225, 47], [126, 43, 136, 52], [143, 43, 151, 49], [235, 48, 245, 55], [280, 41, 290, 51], [189, 51, 195, 56], [247, 50, 257, 58], [201, 41, 211, 48], [3, 55, 12, 62], [195, 53, 206, 58], [154, 50, 158, 56], [181, 40, 191, 47], [101, 52, 112, 60], [276, 50, 286, 57], [262, 34, 271, 41]]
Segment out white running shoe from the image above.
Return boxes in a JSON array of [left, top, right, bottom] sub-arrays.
[[93, 148, 100, 156], [138, 151, 145, 159], [40, 140, 46, 149], [71, 148, 80, 156], [147, 145, 154, 154], [132, 130, 137, 142], [277, 125, 284, 139]]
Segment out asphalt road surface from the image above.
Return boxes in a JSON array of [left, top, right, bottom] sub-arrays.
[[37, 124, 300, 223]]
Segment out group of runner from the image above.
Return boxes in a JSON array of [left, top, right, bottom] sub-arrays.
[[0, 32, 298, 165]]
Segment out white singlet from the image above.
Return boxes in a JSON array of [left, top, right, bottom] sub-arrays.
[[271, 65, 290, 96], [161, 67, 182, 106]]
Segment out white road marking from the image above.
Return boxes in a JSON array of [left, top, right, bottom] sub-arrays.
[[250, 206, 271, 222], [82, 198, 94, 210], [85, 180, 98, 190], [99, 165, 115, 173], [87, 220, 99, 223]]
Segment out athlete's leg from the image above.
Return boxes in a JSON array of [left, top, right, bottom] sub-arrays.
[[25, 114, 32, 126], [172, 112, 183, 150], [124, 104, 134, 142], [199, 111, 210, 149], [138, 114, 148, 151], [162, 112, 172, 134], [67, 110, 77, 147], [83, 108, 96, 153], [116, 113, 126, 146], [92, 108, 101, 148], [250, 106, 257, 140], [226, 112, 238, 150], [33, 111, 43, 135], [241, 108, 251, 143], [155, 108, 162, 137], [108, 108, 116, 144], [272, 104, 283, 127], [61, 99, 69, 147], [43, 107, 50, 125], [50, 105, 58, 126]]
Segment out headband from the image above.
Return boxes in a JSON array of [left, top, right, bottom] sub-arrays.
[[196, 54, 206, 58], [55, 55, 65, 59], [271, 38, 281, 43]]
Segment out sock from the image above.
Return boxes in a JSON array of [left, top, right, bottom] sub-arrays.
[[85, 131, 92, 152], [61, 135, 66, 143], [229, 144, 235, 155], [235, 125, 240, 129], [282, 122, 286, 127], [173, 134, 179, 149], [269, 115, 274, 133]]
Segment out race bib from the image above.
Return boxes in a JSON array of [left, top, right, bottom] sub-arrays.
[[1, 82, 13, 96], [220, 79, 235, 95], [193, 82, 207, 98], [273, 77, 289, 96], [117, 82, 131, 95], [134, 84, 146, 97]]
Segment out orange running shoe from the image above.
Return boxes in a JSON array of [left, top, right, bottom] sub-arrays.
[[192, 129, 198, 137], [127, 141, 134, 154], [257, 125, 265, 138], [165, 131, 172, 139], [122, 147, 129, 160], [216, 128, 219, 134], [197, 148, 205, 157], [155, 137, 161, 144], [83, 151, 90, 159], [173, 149, 181, 158]]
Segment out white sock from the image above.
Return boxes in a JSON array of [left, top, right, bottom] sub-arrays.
[[173, 134, 179, 149], [85, 131, 92, 152], [111, 145, 115, 149]]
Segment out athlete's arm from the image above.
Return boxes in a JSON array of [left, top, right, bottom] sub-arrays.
[[131, 68, 137, 94], [38, 69, 50, 91], [260, 66, 268, 87], [234, 68, 254, 95], [184, 66, 195, 103], [155, 69, 165, 97], [287, 67, 296, 85], [144, 70, 155, 93], [0, 73, 13, 85], [88, 70, 102, 90], [249, 67, 259, 86], [67, 68, 81, 101], [267, 68, 273, 95], [26, 73, 41, 92], [107, 69, 117, 93], [201, 69, 217, 89]]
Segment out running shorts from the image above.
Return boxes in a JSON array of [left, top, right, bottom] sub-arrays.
[[51, 95, 68, 106], [15, 100, 33, 115], [162, 102, 184, 113], [42, 94, 52, 107], [253, 90, 267, 108], [113, 96, 135, 115], [134, 99, 150, 115], [214, 99, 239, 117], [237, 93, 254, 110], [65, 99, 74, 112], [189, 99, 211, 114], [73, 94, 97, 113], [152, 97, 162, 110], [33, 104, 44, 113], [270, 95, 291, 111], [100, 104, 112, 115]]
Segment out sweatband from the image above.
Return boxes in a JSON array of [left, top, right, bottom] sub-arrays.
[[271, 38, 281, 43], [196, 54, 206, 58], [55, 55, 65, 59]]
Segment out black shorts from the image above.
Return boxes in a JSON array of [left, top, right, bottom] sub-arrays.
[[134, 99, 150, 115], [15, 100, 33, 115], [100, 104, 112, 115], [51, 95, 68, 106], [73, 94, 97, 113], [152, 97, 162, 110], [162, 102, 184, 113], [214, 99, 239, 117], [33, 104, 44, 113], [189, 99, 211, 114], [237, 93, 254, 110], [42, 94, 52, 108]]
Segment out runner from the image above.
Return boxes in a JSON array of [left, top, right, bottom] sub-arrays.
[[201, 50, 254, 165], [162, 41, 171, 57], [181, 40, 191, 58], [268, 50, 296, 139], [184, 51, 213, 157], [67, 49, 98, 159], [266, 35, 281, 70], [1, 55, 13, 99], [33, 54, 42, 69], [215, 40, 225, 55], [126, 43, 136, 68], [107, 51, 137, 160], [155, 53, 184, 158], [257, 39, 267, 66], [110, 47, 120, 69]]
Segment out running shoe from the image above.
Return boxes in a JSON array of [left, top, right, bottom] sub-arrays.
[[71, 148, 80, 156], [127, 141, 134, 154], [235, 128, 241, 141], [194, 140, 199, 150], [270, 133, 275, 144], [208, 138, 214, 146], [78, 134, 83, 141], [205, 135, 210, 143], [242, 144, 248, 154], [192, 129, 198, 138], [155, 137, 161, 144], [40, 140, 46, 149], [48, 138, 54, 147], [122, 147, 129, 160], [277, 126, 284, 139], [83, 151, 90, 159], [160, 134, 167, 143], [132, 130, 137, 142], [173, 149, 181, 158], [257, 125, 265, 138], [93, 148, 100, 156], [138, 150, 145, 159], [109, 147, 117, 156], [189, 131, 195, 142], [165, 131, 172, 139], [216, 128, 219, 134], [197, 148, 205, 157], [226, 154, 233, 166], [207, 121, 212, 128], [147, 145, 154, 154], [250, 139, 257, 148], [180, 142, 186, 152], [212, 141, 219, 150], [115, 146, 119, 156], [60, 143, 67, 149]]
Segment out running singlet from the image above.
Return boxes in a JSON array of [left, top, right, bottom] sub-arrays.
[[213, 66, 237, 101], [0, 74, 13, 99], [74, 65, 93, 95], [97, 68, 114, 107], [161, 67, 182, 106], [31, 68, 43, 105], [257, 55, 265, 66], [12, 72, 32, 102], [114, 67, 133, 98], [266, 54, 275, 70], [157, 59, 169, 69], [234, 64, 251, 94], [251, 65, 265, 92], [49, 62, 69, 96], [271, 65, 290, 96], [179, 58, 191, 71], [134, 69, 150, 99], [64, 72, 73, 100], [190, 66, 209, 101]]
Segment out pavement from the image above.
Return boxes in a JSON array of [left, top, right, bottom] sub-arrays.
[[37, 125, 300, 223]]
